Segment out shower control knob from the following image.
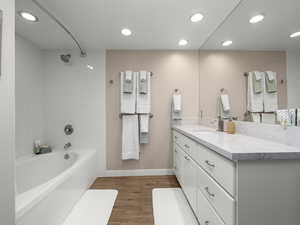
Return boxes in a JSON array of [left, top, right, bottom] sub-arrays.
[[64, 124, 74, 135]]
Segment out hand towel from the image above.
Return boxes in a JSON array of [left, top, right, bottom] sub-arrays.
[[120, 71, 136, 114], [221, 94, 230, 111], [173, 94, 182, 112], [123, 71, 134, 93], [139, 71, 148, 94], [139, 114, 150, 144], [261, 113, 276, 124], [265, 71, 277, 93], [122, 115, 139, 160], [172, 94, 182, 120], [247, 72, 264, 112], [253, 71, 263, 94], [263, 72, 278, 112], [218, 96, 231, 119], [136, 71, 151, 113]]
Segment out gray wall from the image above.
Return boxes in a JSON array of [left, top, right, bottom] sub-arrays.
[[287, 51, 300, 108], [0, 0, 15, 224], [106, 50, 200, 170]]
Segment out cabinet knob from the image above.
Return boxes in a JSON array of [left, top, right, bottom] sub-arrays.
[[205, 221, 210, 225], [184, 144, 190, 148], [205, 160, 215, 168], [205, 187, 215, 197]]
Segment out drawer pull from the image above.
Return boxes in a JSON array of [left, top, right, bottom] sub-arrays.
[[205, 187, 215, 197], [205, 160, 215, 168], [205, 221, 210, 225], [184, 144, 190, 148], [184, 156, 190, 161]]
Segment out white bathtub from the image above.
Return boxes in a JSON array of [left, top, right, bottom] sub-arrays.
[[15, 149, 97, 225]]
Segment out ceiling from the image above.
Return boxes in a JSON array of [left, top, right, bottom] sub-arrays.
[[202, 0, 300, 50], [15, 0, 240, 50]]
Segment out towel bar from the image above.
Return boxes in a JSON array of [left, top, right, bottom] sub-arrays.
[[119, 113, 154, 119]]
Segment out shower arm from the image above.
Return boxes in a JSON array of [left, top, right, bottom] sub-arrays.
[[32, 0, 87, 57]]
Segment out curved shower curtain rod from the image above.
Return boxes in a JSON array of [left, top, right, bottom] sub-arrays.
[[32, 0, 87, 57]]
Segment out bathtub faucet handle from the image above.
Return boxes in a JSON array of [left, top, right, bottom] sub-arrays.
[[64, 142, 72, 150]]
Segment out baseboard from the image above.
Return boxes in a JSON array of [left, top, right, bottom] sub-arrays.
[[104, 169, 174, 177]]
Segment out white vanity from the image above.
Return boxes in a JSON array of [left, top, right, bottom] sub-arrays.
[[173, 125, 300, 225]]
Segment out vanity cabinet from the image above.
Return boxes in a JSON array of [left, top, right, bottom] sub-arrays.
[[173, 129, 300, 225]]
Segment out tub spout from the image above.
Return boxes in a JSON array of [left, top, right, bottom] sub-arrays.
[[64, 142, 72, 150]]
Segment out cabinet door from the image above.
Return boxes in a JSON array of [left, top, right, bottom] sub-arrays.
[[174, 145, 183, 184], [181, 153, 197, 212]]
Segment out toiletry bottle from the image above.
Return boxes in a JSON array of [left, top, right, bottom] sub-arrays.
[[33, 140, 41, 154], [227, 119, 236, 134]]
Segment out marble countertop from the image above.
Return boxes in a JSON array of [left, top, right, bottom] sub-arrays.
[[173, 124, 300, 161]]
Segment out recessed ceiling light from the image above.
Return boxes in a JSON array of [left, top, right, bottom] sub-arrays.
[[178, 39, 188, 46], [18, 11, 39, 22], [87, 64, 94, 70], [121, 28, 132, 36], [222, 40, 233, 46], [190, 13, 204, 23], [290, 31, 300, 38], [249, 14, 265, 24]]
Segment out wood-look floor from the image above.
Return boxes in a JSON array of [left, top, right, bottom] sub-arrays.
[[90, 175, 180, 225]]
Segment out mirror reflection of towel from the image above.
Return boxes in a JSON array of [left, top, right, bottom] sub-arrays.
[[265, 71, 277, 93]]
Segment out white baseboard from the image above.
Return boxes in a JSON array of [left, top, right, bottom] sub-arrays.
[[104, 169, 174, 177]]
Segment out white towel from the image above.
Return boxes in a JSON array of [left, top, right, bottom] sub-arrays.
[[247, 72, 264, 112], [261, 113, 276, 124], [263, 72, 278, 112], [266, 71, 275, 81], [173, 94, 182, 112], [120, 71, 136, 114], [136, 71, 151, 113], [139, 114, 150, 144], [125, 71, 133, 82], [122, 115, 139, 160], [254, 71, 262, 80], [221, 94, 230, 111]]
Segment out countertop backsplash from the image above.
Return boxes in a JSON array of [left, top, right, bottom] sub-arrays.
[[197, 118, 300, 148]]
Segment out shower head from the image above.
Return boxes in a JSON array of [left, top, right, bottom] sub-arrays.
[[60, 54, 71, 63]]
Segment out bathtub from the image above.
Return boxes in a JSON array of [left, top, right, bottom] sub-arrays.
[[15, 149, 97, 225]]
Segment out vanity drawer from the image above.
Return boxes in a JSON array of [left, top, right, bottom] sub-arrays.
[[193, 143, 235, 196], [173, 131, 196, 155], [197, 164, 235, 225], [197, 189, 226, 225]]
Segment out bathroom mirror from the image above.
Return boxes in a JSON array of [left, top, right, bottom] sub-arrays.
[[200, 0, 300, 126]]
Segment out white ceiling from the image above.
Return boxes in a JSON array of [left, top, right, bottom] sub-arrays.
[[16, 0, 240, 50], [202, 0, 300, 50]]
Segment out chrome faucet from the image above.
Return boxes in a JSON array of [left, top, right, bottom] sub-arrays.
[[64, 142, 72, 150]]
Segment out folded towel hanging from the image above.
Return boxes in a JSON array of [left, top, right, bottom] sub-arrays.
[[265, 71, 277, 93], [247, 72, 264, 112], [122, 71, 134, 93], [139, 114, 150, 144], [252, 71, 263, 94], [263, 72, 278, 112], [221, 94, 231, 111], [136, 71, 151, 113], [120, 71, 136, 114], [122, 115, 139, 160], [139, 71, 148, 94]]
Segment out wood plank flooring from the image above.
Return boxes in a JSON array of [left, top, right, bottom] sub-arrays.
[[90, 175, 180, 225]]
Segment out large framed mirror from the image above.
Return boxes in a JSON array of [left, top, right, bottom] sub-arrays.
[[200, 0, 300, 127]]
